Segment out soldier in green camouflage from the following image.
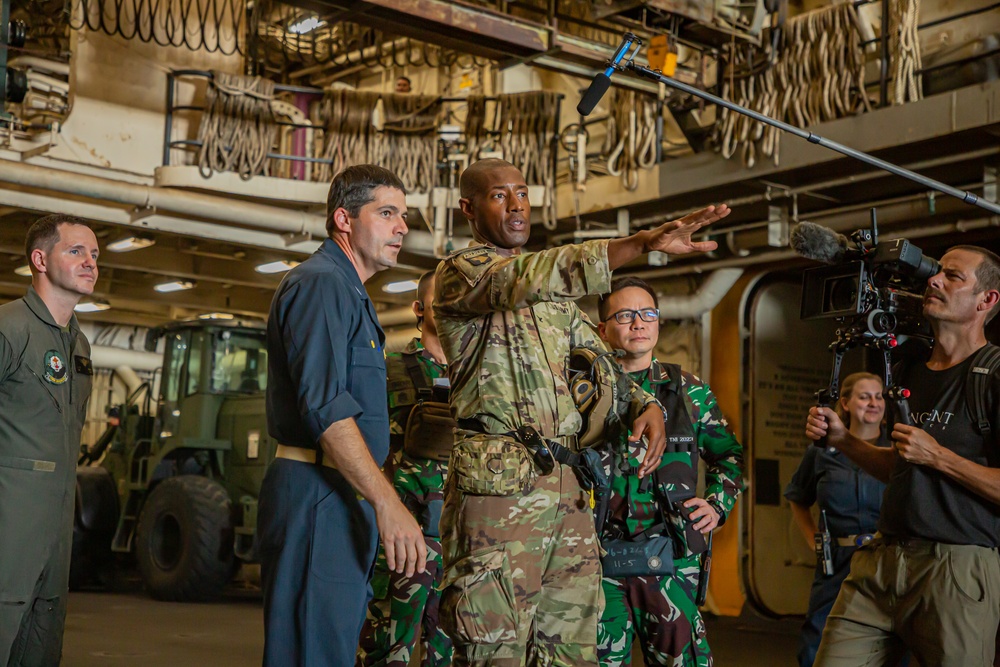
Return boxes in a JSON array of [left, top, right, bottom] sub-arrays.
[[433, 158, 731, 667], [357, 271, 454, 667], [594, 277, 744, 667]]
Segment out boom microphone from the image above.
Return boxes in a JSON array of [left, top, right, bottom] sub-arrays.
[[577, 74, 611, 116], [577, 32, 640, 117], [790, 221, 850, 264]]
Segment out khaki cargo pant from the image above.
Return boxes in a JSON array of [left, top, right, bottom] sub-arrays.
[[815, 538, 1000, 667], [439, 463, 603, 667]]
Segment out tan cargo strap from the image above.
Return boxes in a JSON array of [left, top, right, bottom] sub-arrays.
[[836, 533, 876, 548], [275, 444, 337, 470]]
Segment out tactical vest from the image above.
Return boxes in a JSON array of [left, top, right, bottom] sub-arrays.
[[401, 353, 457, 462], [652, 362, 709, 554]]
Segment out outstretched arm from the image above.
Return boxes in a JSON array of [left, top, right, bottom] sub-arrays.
[[607, 205, 729, 270]]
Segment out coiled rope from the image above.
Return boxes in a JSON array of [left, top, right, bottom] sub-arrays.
[[196, 72, 276, 179], [313, 90, 381, 184], [375, 94, 442, 193], [716, 3, 870, 168], [603, 88, 657, 191], [889, 0, 922, 104], [464, 94, 489, 162]]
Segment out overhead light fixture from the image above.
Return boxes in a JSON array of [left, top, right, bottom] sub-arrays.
[[199, 312, 234, 320], [287, 16, 325, 34], [14, 264, 31, 276], [75, 299, 111, 313], [382, 279, 419, 294], [255, 260, 300, 274], [107, 236, 155, 253], [154, 280, 195, 293]]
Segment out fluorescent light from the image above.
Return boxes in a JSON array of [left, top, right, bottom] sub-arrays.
[[154, 280, 195, 293], [74, 299, 111, 313], [255, 260, 300, 274], [14, 264, 31, 276], [288, 16, 325, 34], [382, 279, 419, 294], [199, 312, 234, 320], [107, 236, 155, 253]]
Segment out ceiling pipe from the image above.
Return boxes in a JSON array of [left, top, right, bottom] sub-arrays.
[[0, 158, 472, 259], [0, 159, 327, 237], [113, 365, 144, 394], [655, 268, 744, 320], [90, 346, 163, 372]]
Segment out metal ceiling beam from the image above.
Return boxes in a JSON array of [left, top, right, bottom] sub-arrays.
[[311, 0, 551, 60]]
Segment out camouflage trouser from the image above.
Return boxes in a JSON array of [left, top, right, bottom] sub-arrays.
[[357, 455, 452, 667], [597, 555, 711, 667], [439, 463, 603, 667]]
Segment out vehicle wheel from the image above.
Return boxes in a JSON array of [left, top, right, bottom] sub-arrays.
[[69, 466, 118, 590], [135, 475, 234, 601]]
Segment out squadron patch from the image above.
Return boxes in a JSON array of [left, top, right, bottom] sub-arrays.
[[451, 246, 497, 286], [44, 350, 68, 384]]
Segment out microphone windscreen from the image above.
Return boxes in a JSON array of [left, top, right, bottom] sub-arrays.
[[790, 221, 848, 263], [577, 73, 611, 117]]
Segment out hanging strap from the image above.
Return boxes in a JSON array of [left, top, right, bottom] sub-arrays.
[[968, 344, 1000, 436], [402, 352, 433, 400]]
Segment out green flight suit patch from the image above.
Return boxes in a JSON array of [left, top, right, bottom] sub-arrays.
[[44, 350, 67, 384]]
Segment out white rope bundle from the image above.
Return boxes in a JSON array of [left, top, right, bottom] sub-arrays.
[[464, 94, 489, 163], [374, 94, 442, 193], [716, 3, 870, 168], [889, 0, 923, 104], [313, 90, 381, 183], [197, 72, 277, 179], [497, 92, 560, 229], [603, 88, 657, 191]]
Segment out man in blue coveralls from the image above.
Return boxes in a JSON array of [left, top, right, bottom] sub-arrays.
[[258, 164, 427, 666]]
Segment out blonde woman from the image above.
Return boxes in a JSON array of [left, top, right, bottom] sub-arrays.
[[784, 372, 890, 667]]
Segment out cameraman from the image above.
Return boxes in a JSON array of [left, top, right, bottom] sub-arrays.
[[806, 245, 1000, 667]]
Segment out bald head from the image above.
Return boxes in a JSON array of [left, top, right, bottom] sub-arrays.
[[460, 158, 518, 198]]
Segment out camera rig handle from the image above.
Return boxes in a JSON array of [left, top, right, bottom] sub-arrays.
[[813, 325, 912, 447]]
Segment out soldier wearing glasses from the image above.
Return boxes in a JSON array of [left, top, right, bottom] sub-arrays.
[[594, 277, 744, 667]]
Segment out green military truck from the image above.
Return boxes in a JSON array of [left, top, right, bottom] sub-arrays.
[[72, 319, 274, 601]]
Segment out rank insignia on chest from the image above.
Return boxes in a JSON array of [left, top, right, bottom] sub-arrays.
[[44, 350, 68, 384]]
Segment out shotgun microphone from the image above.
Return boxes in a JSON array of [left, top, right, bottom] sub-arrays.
[[576, 33, 640, 117]]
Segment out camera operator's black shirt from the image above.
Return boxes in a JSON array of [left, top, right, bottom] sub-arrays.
[[879, 351, 1000, 547]]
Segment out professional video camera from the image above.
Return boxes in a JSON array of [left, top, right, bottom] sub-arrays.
[[791, 209, 941, 437], [795, 209, 939, 338]]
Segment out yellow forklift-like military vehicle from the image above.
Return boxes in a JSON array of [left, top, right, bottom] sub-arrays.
[[72, 319, 274, 601]]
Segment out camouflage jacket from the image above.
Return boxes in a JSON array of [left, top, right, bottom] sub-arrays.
[[434, 240, 657, 441], [599, 359, 744, 556], [385, 338, 449, 458]]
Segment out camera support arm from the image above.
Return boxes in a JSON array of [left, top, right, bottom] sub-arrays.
[[814, 322, 914, 447], [596, 37, 1000, 217]]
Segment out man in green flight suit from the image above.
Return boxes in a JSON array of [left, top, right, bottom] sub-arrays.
[[433, 158, 731, 667], [0, 215, 99, 666], [594, 277, 744, 667], [358, 270, 454, 667]]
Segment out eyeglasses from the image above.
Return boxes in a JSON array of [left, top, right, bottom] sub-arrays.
[[603, 308, 659, 324]]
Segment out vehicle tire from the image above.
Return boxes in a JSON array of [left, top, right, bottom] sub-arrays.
[[135, 475, 234, 601], [70, 466, 118, 590]]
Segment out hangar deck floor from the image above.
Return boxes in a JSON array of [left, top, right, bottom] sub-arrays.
[[63, 588, 800, 666]]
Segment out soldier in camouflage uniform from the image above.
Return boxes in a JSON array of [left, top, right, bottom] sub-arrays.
[[433, 158, 731, 667], [594, 277, 744, 667], [358, 271, 454, 667]]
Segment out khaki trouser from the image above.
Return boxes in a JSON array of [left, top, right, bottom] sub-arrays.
[[816, 537, 1000, 667]]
